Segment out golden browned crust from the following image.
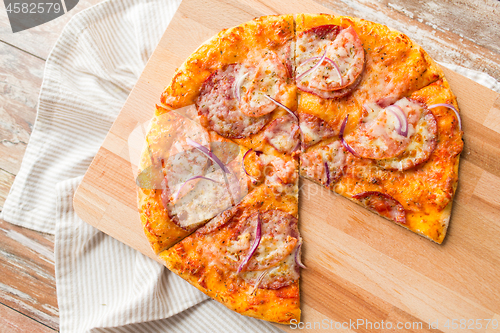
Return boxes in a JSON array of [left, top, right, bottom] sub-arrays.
[[137, 106, 195, 253]]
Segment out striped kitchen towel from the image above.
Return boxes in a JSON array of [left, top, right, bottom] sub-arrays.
[[1, 0, 499, 331]]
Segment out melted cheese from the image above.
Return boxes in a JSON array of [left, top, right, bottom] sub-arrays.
[[240, 248, 300, 290], [300, 121, 320, 144], [168, 169, 233, 228], [378, 108, 438, 170], [165, 145, 249, 229], [300, 140, 347, 186], [345, 98, 424, 159], [264, 115, 300, 153], [296, 26, 364, 92], [239, 54, 289, 117]]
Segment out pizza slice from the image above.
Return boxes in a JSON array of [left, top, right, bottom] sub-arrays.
[[299, 78, 463, 243], [160, 14, 299, 158], [295, 14, 462, 243], [159, 154, 302, 324], [138, 105, 263, 253]]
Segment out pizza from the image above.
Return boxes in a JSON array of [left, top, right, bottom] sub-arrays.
[[136, 13, 463, 324]]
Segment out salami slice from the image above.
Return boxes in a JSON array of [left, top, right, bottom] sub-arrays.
[[263, 114, 300, 154], [296, 25, 365, 98], [240, 247, 300, 290], [261, 155, 298, 186], [214, 209, 299, 272], [299, 140, 347, 188], [298, 69, 363, 99], [299, 113, 336, 148], [344, 98, 428, 159], [239, 52, 290, 117], [377, 108, 438, 170], [196, 64, 271, 138], [352, 191, 406, 224]]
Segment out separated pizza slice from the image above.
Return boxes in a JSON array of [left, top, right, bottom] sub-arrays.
[[295, 14, 462, 243], [160, 14, 300, 158], [300, 78, 463, 243], [295, 13, 444, 151], [159, 154, 302, 324], [137, 105, 273, 253]]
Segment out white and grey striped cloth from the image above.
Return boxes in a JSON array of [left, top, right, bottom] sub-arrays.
[[1, 0, 499, 332]]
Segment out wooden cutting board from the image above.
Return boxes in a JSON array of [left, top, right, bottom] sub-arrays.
[[73, 0, 500, 331]]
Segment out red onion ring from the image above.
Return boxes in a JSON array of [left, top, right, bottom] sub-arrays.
[[186, 138, 230, 174], [324, 161, 331, 187], [242, 149, 258, 183], [297, 56, 343, 87], [234, 72, 249, 101], [250, 270, 268, 295], [242, 149, 253, 176], [292, 140, 301, 152], [263, 95, 298, 122], [428, 103, 462, 130], [386, 105, 408, 137], [294, 242, 307, 269], [237, 213, 262, 274], [339, 114, 359, 157], [296, 47, 328, 81], [173, 176, 220, 201]]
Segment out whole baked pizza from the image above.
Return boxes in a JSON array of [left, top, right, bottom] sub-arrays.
[[136, 14, 463, 324]]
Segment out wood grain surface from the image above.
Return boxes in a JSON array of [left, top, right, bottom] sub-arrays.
[[0, 219, 58, 331], [1, 0, 499, 331], [73, 0, 500, 332], [0, 0, 105, 331], [0, 304, 56, 333]]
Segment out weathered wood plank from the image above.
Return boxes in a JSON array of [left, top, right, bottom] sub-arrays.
[[317, 0, 500, 82], [0, 41, 43, 175], [383, 0, 500, 55], [0, 0, 107, 60], [0, 219, 58, 330], [0, 304, 56, 332]]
